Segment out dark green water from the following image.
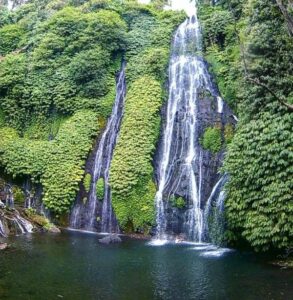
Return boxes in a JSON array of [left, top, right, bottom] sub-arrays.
[[0, 231, 292, 300]]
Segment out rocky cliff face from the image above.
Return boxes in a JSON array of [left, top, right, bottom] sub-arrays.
[[153, 58, 236, 239], [152, 12, 236, 241]]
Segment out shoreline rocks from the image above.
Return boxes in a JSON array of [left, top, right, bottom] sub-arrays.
[[99, 234, 122, 244], [0, 243, 8, 251]]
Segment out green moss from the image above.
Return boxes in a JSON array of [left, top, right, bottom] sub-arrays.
[[201, 127, 222, 153], [12, 186, 25, 204], [224, 124, 234, 145], [96, 178, 104, 200], [170, 196, 186, 209], [83, 173, 92, 193]]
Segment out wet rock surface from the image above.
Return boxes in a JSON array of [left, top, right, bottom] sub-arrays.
[[154, 55, 236, 239], [99, 234, 122, 244], [47, 226, 61, 234], [0, 243, 8, 250]]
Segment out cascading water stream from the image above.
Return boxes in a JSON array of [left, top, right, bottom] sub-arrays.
[[203, 175, 228, 238], [70, 64, 126, 233], [5, 184, 14, 208], [13, 213, 34, 234], [0, 212, 33, 237], [154, 3, 229, 242]]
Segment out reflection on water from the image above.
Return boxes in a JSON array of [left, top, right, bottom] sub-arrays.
[[0, 231, 292, 300]]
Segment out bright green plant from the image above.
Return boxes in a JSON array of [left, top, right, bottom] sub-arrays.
[[201, 127, 222, 153], [224, 124, 234, 144], [224, 111, 293, 251], [83, 173, 92, 193], [170, 196, 186, 209], [12, 186, 25, 204], [96, 178, 104, 200], [0, 23, 26, 55], [0, 111, 98, 214]]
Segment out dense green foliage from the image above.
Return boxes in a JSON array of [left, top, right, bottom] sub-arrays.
[[224, 111, 292, 251], [108, 4, 184, 231], [2, 0, 291, 252], [0, 110, 98, 213], [0, 0, 184, 224], [170, 196, 186, 209], [201, 127, 222, 153], [110, 77, 162, 232], [83, 173, 91, 193], [200, 0, 293, 251], [96, 178, 104, 200], [0, 4, 126, 129]]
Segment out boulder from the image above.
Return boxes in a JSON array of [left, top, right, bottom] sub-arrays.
[[47, 225, 61, 234], [0, 243, 8, 251], [99, 234, 122, 244]]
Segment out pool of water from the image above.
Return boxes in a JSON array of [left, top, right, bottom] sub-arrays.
[[0, 231, 292, 299]]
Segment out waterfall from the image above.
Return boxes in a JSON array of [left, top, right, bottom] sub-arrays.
[[13, 213, 33, 234], [5, 184, 14, 208], [70, 64, 126, 233], [154, 3, 230, 242], [24, 179, 33, 209], [7, 0, 14, 10], [204, 177, 228, 246], [5, 0, 28, 11], [203, 175, 228, 239], [0, 211, 33, 237]]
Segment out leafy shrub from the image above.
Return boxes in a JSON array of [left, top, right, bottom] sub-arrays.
[[170, 196, 186, 209], [0, 6, 127, 128], [0, 24, 26, 55], [41, 110, 98, 213], [83, 173, 92, 193], [0, 111, 98, 214], [201, 127, 222, 153], [12, 186, 25, 204], [224, 111, 293, 251], [96, 178, 104, 200], [200, 0, 293, 252], [224, 124, 234, 144]]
